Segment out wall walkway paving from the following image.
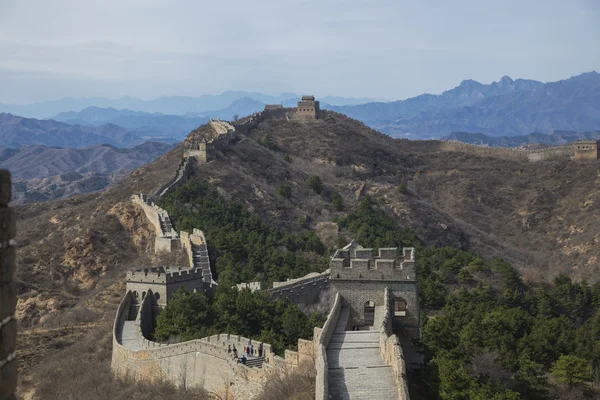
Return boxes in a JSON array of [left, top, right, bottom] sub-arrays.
[[326, 307, 398, 399]]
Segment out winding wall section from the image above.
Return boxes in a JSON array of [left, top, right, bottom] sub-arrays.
[[112, 290, 312, 399]]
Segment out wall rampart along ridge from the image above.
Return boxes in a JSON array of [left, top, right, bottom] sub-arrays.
[[412, 139, 597, 162], [0, 170, 16, 400], [315, 292, 341, 400], [156, 156, 194, 198]]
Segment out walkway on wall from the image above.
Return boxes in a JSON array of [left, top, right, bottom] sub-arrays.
[[327, 307, 398, 400], [191, 242, 212, 283]]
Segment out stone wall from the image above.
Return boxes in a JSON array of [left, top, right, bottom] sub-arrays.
[[419, 139, 582, 163], [527, 146, 574, 162], [0, 170, 16, 400], [315, 292, 341, 400], [235, 282, 263, 292], [379, 288, 410, 400], [573, 140, 599, 161], [331, 280, 419, 328], [112, 290, 310, 399], [269, 270, 330, 305], [131, 194, 164, 236], [156, 156, 194, 198], [330, 247, 416, 282]]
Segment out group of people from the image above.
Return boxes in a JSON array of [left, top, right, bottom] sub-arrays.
[[228, 342, 264, 365]]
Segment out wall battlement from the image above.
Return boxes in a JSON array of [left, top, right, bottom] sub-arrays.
[[331, 242, 416, 282], [126, 266, 206, 285]]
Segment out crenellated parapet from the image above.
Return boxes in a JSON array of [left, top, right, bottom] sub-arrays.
[[330, 241, 416, 282]]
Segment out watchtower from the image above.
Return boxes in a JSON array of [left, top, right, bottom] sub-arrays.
[[125, 266, 207, 307], [296, 95, 320, 119], [183, 140, 208, 163], [573, 140, 599, 161], [329, 241, 419, 330]]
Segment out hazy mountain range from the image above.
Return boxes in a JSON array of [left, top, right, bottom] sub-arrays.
[[331, 71, 600, 138], [0, 92, 381, 119], [0, 112, 147, 148], [2, 141, 173, 204], [1, 72, 599, 142]]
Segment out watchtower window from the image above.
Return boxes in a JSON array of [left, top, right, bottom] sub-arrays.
[[394, 297, 407, 317], [155, 292, 160, 300], [133, 291, 139, 298]]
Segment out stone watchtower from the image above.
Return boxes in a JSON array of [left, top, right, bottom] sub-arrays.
[[329, 241, 419, 331], [296, 95, 320, 119], [573, 140, 600, 161], [125, 266, 208, 308], [1, 170, 17, 400]]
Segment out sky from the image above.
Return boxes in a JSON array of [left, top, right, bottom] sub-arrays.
[[0, 0, 599, 104]]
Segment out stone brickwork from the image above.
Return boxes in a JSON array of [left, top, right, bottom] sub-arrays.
[[126, 266, 208, 307], [295, 95, 320, 120], [379, 288, 410, 399], [0, 170, 16, 400], [112, 290, 310, 399], [330, 242, 418, 327], [573, 140, 599, 160], [315, 292, 342, 400], [269, 270, 330, 305]]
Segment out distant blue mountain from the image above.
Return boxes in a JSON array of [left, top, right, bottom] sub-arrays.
[[0, 92, 382, 119], [54, 106, 208, 139], [328, 72, 600, 138]]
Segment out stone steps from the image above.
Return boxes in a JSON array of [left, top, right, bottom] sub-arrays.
[[326, 307, 398, 399]]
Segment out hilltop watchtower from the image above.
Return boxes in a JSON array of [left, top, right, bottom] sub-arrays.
[[330, 241, 419, 329], [573, 140, 599, 161], [296, 95, 320, 119], [126, 266, 207, 307]]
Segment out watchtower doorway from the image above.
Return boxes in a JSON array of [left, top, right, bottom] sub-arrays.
[[394, 297, 407, 317], [364, 301, 375, 326]]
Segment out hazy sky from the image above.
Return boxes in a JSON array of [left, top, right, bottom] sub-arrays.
[[1, 0, 599, 104]]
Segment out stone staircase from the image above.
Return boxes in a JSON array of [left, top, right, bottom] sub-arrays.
[[191, 243, 212, 283], [327, 307, 398, 400], [242, 356, 265, 368], [158, 214, 174, 236]]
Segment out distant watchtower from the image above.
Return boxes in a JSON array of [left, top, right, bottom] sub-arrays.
[[330, 241, 419, 330], [573, 140, 599, 161], [296, 95, 320, 119]]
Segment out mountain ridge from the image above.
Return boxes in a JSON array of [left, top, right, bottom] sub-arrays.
[[329, 71, 600, 137]]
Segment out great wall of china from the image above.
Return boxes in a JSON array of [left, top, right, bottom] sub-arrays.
[[112, 99, 599, 399], [115, 106, 414, 398], [408, 139, 600, 162]]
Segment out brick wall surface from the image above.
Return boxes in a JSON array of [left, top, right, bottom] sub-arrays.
[[330, 281, 419, 328], [0, 170, 16, 400]]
